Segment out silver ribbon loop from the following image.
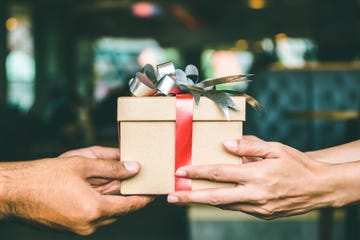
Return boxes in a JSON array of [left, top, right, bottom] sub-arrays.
[[185, 64, 199, 83], [128, 61, 261, 117], [156, 75, 177, 95], [156, 61, 176, 80], [129, 72, 157, 97]]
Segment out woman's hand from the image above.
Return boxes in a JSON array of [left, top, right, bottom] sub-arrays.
[[167, 137, 345, 220]]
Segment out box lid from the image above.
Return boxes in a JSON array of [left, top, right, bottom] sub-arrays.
[[117, 96, 246, 121]]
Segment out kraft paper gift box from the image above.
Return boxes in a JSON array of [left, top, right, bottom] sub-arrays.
[[117, 95, 246, 195]]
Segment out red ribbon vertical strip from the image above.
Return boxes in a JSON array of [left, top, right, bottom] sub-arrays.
[[175, 94, 193, 191]]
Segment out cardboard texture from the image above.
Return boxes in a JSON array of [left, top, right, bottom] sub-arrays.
[[118, 96, 246, 194]]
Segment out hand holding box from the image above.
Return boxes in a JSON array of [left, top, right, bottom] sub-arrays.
[[117, 61, 260, 195]]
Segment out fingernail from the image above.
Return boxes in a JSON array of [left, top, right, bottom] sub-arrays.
[[223, 139, 238, 151], [123, 161, 139, 172], [175, 167, 187, 177], [167, 195, 179, 203]]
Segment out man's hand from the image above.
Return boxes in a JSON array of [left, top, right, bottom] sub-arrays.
[[167, 136, 344, 220], [0, 146, 153, 235]]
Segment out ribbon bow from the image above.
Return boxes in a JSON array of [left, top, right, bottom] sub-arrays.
[[129, 61, 262, 119]]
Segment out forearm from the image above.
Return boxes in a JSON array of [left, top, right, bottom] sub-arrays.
[[327, 160, 360, 207], [0, 147, 151, 235], [0, 169, 5, 219], [306, 140, 360, 164], [0, 160, 49, 220], [0, 162, 15, 219]]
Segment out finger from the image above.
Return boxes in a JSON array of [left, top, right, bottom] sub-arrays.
[[242, 156, 264, 164], [223, 139, 279, 159], [239, 136, 266, 163], [88, 177, 111, 186], [60, 146, 120, 160], [218, 204, 268, 219], [87, 146, 120, 161], [59, 149, 83, 158], [100, 195, 154, 218], [175, 164, 253, 183], [167, 187, 252, 205], [82, 159, 140, 179], [220, 203, 263, 214], [242, 135, 265, 142], [94, 180, 121, 195], [219, 204, 295, 220]]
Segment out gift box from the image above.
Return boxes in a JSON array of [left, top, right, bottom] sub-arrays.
[[117, 95, 246, 195]]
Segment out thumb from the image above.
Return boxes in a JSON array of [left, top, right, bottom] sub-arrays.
[[82, 158, 141, 179], [223, 139, 278, 159]]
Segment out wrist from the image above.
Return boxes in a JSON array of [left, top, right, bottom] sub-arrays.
[[0, 163, 12, 219], [306, 150, 332, 163], [321, 161, 360, 208]]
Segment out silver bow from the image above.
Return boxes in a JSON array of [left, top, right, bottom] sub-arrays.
[[129, 61, 262, 119]]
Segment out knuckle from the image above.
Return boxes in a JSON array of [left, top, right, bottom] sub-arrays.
[[210, 167, 224, 181], [269, 142, 285, 152], [253, 171, 266, 181], [251, 192, 268, 205], [77, 201, 102, 223], [65, 156, 88, 171], [87, 208, 102, 223], [70, 155, 87, 165], [257, 206, 274, 218], [256, 199, 268, 205], [110, 161, 122, 175], [87, 145, 103, 159], [249, 171, 268, 186], [238, 139, 255, 154], [208, 192, 225, 205], [184, 195, 192, 203], [177, 194, 190, 204]]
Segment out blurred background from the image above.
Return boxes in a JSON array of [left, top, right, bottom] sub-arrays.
[[0, 0, 359, 239]]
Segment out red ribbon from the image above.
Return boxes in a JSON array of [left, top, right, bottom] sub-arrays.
[[175, 94, 193, 191]]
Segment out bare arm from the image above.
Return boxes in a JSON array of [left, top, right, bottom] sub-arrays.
[[0, 146, 153, 235], [306, 140, 360, 163]]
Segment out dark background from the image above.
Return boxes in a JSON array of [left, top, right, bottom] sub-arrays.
[[0, 0, 359, 239]]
